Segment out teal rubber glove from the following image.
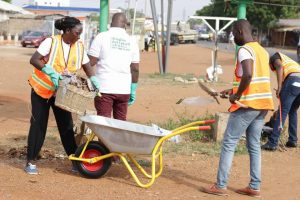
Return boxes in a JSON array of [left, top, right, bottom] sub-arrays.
[[128, 83, 138, 106], [41, 64, 62, 89], [89, 76, 100, 90]]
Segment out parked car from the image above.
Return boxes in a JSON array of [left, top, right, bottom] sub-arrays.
[[198, 29, 212, 41], [21, 31, 50, 48]]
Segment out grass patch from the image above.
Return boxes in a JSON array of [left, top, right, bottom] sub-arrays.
[[163, 140, 248, 156], [147, 72, 198, 80], [153, 111, 248, 156]]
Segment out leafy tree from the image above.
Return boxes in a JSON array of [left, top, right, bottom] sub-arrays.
[[2, 0, 12, 3], [195, 0, 300, 31]]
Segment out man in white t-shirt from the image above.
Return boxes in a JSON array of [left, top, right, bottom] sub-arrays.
[[89, 13, 140, 120]]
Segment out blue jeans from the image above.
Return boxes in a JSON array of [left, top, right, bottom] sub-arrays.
[[217, 108, 267, 190], [268, 77, 300, 146]]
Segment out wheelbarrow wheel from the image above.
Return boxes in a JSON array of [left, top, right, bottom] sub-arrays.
[[73, 141, 112, 179]]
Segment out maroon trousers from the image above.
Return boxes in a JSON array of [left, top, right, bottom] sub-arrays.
[[94, 93, 130, 120]]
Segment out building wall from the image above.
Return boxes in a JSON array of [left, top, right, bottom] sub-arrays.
[[29, 0, 70, 7], [270, 30, 298, 47], [26, 9, 68, 16], [0, 12, 9, 22], [0, 18, 44, 36]]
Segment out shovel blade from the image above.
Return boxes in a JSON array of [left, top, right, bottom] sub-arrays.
[[176, 96, 215, 106]]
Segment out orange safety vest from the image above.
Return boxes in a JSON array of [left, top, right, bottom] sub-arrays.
[[277, 52, 300, 81], [28, 35, 84, 99], [229, 42, 274, 112]]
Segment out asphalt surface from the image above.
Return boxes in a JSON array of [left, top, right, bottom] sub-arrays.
[[197, 40, 298, 62]]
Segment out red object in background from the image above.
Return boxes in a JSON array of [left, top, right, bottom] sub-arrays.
[[21, 31, 50, 48]]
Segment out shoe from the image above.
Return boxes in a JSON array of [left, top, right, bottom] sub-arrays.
[[261, 143, 277, 151], [202, 184, 228, 196], [71, 165, 78, 173], [236, 186, 261, 198], [285, 141, 297, 148], [24, 163, 38, 175]]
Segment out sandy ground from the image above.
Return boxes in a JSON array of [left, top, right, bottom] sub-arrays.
[[1, 44, 300, 200]]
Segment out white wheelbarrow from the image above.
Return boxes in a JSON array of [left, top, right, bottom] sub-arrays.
[[69, 115, 215, 188]]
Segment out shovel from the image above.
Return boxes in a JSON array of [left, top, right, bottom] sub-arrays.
[[176, 96, 215, 106], [198, 80, 248, 108]]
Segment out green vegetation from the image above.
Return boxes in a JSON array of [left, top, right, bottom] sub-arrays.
[[153, 111, 248, 156], [147, 72, 198, 80], [2, 0, 12, 3], [195, 0, 300, 31]]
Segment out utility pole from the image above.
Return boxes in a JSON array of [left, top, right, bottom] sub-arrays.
[[127, 0, 131, 22], [150, 0, 163, 74], [161, 0, 165, 71], [144, 0, 147, 17], [132, 0, 138, 35], [165, 0, 173, 73]]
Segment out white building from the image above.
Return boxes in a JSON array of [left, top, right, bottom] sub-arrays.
[[28, 0, 70, 7], [0, 1, 33, 22]]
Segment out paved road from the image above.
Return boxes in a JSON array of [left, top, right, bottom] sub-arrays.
[[197, 40, 298, 61]]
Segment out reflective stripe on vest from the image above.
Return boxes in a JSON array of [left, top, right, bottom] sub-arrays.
[[48, 35, 83, 73], [28, 35, 84, 99], [278, 53, 300, 80], [229, 42, 274, 112]]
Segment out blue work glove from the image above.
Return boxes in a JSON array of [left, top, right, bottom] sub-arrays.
[[41, 64, 62, 89], [128, 83, 138, 106], [89, 76, 100, 90]]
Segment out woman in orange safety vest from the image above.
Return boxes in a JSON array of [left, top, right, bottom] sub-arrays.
[[25, 16, 100, 175]]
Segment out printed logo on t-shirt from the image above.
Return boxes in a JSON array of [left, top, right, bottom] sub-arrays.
[[110, 37, 130, 51]]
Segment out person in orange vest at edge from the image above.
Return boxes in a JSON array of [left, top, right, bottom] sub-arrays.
[[261, 53, 300, 151], [202, 19, 274, 197], [25, 17, 100, 175]]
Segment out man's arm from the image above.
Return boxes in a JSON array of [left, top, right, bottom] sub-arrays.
[[130, 63, 139, 83], [274, 59, 283, 98], [88, 55, 99, 67], [229, 59, 253, 103], [82, 62, 95, 77]]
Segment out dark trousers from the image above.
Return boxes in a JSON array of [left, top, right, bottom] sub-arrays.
[[94, 93, 130, 120], [268, 76, 300, 146], [27, 90, 77, 161]]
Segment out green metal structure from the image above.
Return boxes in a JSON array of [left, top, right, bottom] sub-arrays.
[[100, 0, 109, 32]]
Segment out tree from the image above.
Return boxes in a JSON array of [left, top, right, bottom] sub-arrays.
[[2, 0, 12, 3], [195, 0, 300, 31]]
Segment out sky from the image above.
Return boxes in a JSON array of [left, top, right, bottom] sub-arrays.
[[11, 0, 211, 21]]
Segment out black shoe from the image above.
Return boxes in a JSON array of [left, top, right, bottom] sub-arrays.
[[285, 141, 297, 148], [261, 143, 277, 151]]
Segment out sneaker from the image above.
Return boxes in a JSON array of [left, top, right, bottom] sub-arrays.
[[285, 141, 297, 148], [24, 163, 38, 175], [261, 143, 277, 151], [236, 186, 261, 198], [71, 165, 78, 173], [202, 184, 228, 196]]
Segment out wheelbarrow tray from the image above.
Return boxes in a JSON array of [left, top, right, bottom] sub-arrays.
[[80, 115, 163, 155]]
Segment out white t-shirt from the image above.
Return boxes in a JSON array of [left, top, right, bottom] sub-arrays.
[[236, 47, 254, 77], [37, 37, 89, 65], [88, 27, 140, 94]]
